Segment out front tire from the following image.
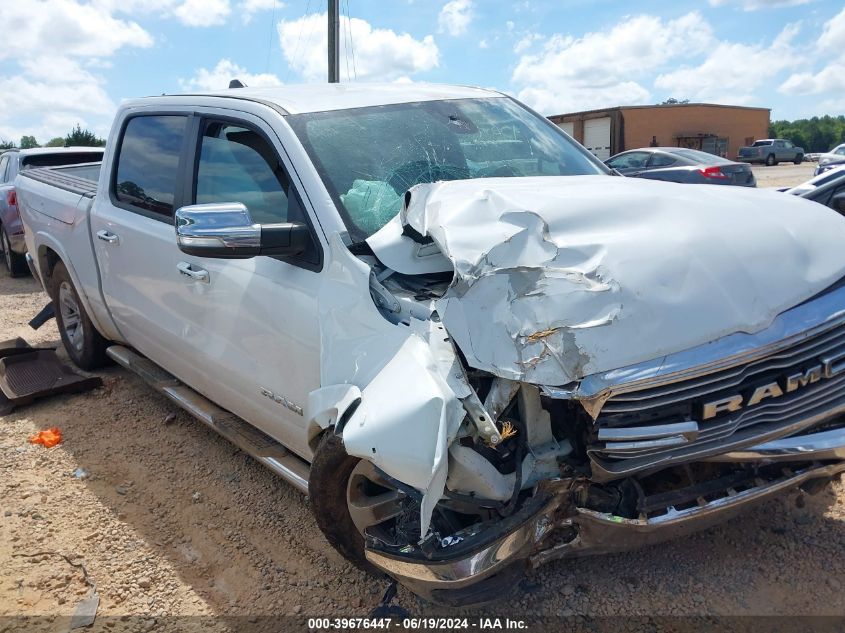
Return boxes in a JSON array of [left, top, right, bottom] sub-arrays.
[[51, 261, 109, 370], [309, 432, 407, 573], [765, 154, 776, 166], [1, 226, 28, 278], [794, 154, 804, 165]]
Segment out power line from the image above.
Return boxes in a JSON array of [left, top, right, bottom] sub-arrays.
[[345, 0, 357, 80], [286, 0, 313, 83], [265, 0, 277, 74], [342, 0, 350, 81]]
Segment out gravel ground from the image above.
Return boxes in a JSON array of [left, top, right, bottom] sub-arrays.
[[751, 162, 815, 189], [2, 173, 844, 630]]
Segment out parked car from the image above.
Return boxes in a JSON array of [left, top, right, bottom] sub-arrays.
[[605, 147, 755, 187], [15, 83, 845, 605], [785, 164, 845, 214], [0, 147, 104, 276], [814, 143, 845, 176], [737, 139, 804, 165]]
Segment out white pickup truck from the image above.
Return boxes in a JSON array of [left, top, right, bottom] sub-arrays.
[[15, 83, 845, 605]]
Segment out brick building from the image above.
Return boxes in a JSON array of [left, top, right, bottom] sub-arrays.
[[548, 103, 770, 161]]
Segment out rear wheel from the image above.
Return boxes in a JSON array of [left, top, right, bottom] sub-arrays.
[[1, 226, 28, 277], [794, 154, 804, 165], [765, 153, 776, 166], [51, 261, 109, 370]]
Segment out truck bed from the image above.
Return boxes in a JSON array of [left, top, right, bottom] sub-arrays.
[[19, 162, 101, 198]]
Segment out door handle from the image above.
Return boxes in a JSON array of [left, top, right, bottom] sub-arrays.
[[177, 261, 209, 283], [96, 230, 119, 244]]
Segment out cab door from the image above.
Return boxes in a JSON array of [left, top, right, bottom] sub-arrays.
[[157, 112, 325, 459], [92, 110, 325, 459]]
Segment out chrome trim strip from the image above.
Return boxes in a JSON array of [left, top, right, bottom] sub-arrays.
[[597, 421, 699, 442], [706, 426, 845, 462]]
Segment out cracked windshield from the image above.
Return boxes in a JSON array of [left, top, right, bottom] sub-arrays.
[[289, 97, 604, 240]]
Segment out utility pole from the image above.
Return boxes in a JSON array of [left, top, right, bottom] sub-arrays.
[[328, 0, 340, 83]]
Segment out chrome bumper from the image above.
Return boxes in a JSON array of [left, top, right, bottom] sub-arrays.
[[366, 459, 845, 603]]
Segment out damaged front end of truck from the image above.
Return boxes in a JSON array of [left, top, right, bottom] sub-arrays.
[[306, 175, 845, 605]]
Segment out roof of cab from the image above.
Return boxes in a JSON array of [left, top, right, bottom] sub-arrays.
[[157, 82, 504, 115]]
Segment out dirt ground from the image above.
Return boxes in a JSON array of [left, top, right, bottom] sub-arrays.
[[2, 168, 844, 630]]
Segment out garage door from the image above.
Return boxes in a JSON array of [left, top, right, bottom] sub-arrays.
[[583, 117, 611, 160], [557, 121, 575, 137]]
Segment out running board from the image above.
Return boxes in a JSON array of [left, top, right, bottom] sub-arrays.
[[106, 345, 310, 494]]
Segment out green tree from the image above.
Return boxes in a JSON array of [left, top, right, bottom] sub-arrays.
[[64, 124, 106, 147], [769, 115, 845, 153], [46, 137, 66, 147], [20, 135, 39, 149], [0, 139, 15, 150]]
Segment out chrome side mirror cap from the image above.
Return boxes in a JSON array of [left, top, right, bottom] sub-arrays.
[[175, 202, 309, 259]]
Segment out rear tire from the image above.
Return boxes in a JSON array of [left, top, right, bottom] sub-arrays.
[[1, 226, 28, 278], [51, 261, 109, 370], [765, 154, 776, 166], [794, 154, 804, 165]]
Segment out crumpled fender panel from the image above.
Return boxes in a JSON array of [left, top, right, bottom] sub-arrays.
[[373, 176, 845, 386], [307, 234, 465, 535]]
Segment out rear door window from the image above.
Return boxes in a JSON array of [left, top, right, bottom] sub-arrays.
[[114, 115, 188, 218], [648, 153, 677, 168], [607, 152, 649, 170], [0, 156, 9, 183]]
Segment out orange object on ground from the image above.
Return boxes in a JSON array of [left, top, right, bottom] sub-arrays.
[[28, 427, 62, 448]]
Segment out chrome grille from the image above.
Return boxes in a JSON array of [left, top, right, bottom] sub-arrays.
[[587, 320, 845, 480], [601, 320, 845, 415]]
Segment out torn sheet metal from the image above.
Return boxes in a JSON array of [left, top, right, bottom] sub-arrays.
[[341, 329, 465, 536], [368, 176, 845, 386], [312, 234, 465, 535]]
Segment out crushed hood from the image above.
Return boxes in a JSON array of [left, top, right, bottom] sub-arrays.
[[367, 175, 845, 386]]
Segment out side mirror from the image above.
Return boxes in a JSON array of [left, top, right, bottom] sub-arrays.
[[175, 202, 309, 259], [832, 192, 845, 214]]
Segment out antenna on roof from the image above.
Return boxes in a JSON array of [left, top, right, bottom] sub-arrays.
[[229, 79, 247, 89]]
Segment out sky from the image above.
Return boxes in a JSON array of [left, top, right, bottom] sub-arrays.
[[0, 0, 843, 145]]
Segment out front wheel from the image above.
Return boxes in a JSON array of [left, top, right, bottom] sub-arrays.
[[1, 226, 28, 277], [309, 432, 406, 572], [51, 261, 109, 370], [794, 154, 804, 165], [765, 154, 776, 166]]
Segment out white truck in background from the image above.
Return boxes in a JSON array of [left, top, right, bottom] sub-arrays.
[[15, 83, 845, 605]]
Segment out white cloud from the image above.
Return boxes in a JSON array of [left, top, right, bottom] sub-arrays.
[[438, 0, 473, 36], [277, 12, 439, 82], [656, 22, 801, 104], [779, 7, 845, 96], [0, 57, 116, 144], [240, 0, 285, 24], [91, 0, 232, 27], [0, 0, 153, 60], [180, 59, 282, 92], [172, 0, 230, 27], [513, 32, 543, 54], [511, 12, 714, 114], [708, 0, 811, 10]]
